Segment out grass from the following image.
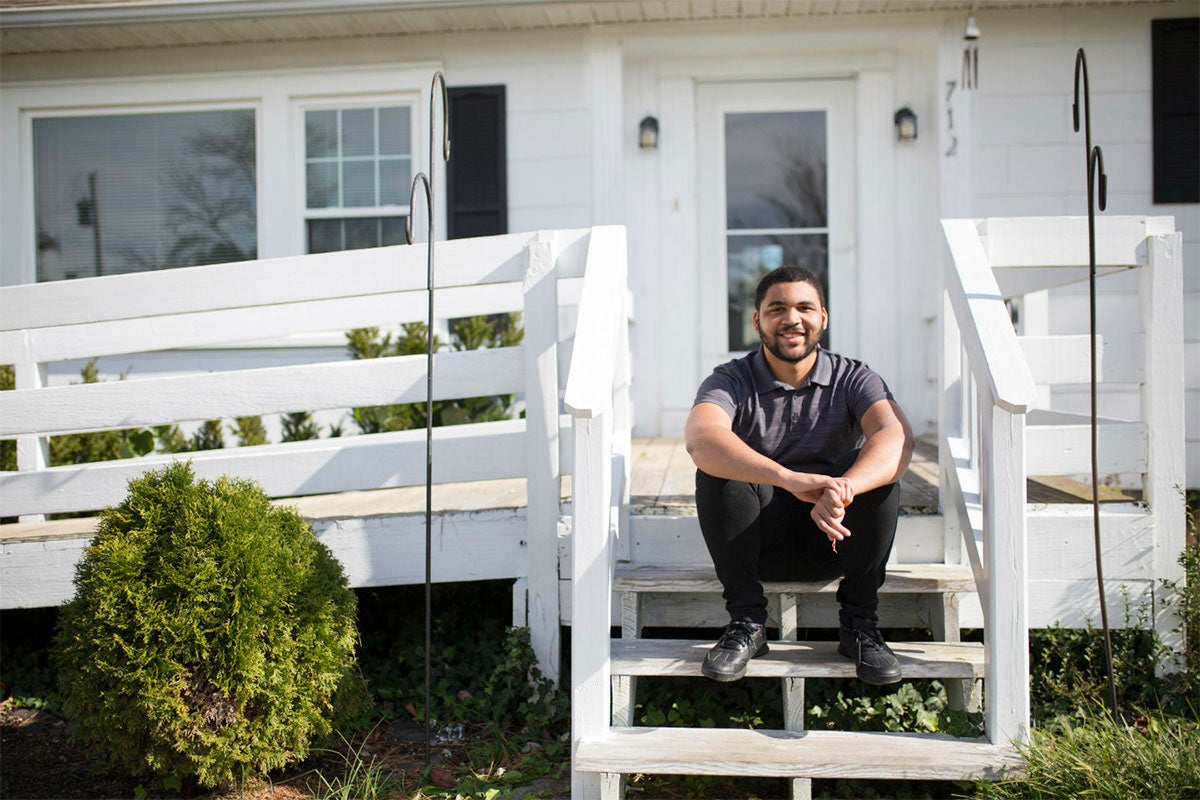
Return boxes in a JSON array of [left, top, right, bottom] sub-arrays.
[[976, 708, 1200, 800]]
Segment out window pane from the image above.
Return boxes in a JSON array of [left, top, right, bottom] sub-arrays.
[[381, 216, 407, 246], [344, 218, 379, 250], [306, 161, 338, 208], [341, 108, 375, 157], [379, 159, 411, 205], [305, 110, 337, 159], [726, 234, 828, 351], [343, 161, 376, 207], [308, 219, 342, 253], [306, 216, 404, 254], [34, 109, 256, 281], [379, 107, 411, 156], [725, 111, 827, 230]]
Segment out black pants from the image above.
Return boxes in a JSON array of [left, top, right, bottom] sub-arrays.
[[695, 452, 899, 627]]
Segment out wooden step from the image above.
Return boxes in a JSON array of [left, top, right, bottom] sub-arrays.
[[613, 563, 975, 595], [611, 639, 984, 679], [575, 726, 1022, 780]]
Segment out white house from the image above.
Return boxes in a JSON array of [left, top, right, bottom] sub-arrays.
[[1, 2, 1193, 792], [1, 0, 1196, 483]]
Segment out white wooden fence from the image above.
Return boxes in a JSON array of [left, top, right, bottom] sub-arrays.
[[939, 215, 1186, 746], [0, 225, 634, 688]]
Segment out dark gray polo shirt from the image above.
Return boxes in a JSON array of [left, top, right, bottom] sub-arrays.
[[693, 346, 894, 475]]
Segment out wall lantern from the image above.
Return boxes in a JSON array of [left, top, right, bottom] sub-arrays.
[[894, 106, 918, 142], [639, 115, 659, 149]]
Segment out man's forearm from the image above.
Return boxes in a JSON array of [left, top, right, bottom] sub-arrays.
[[686, 428, 791, 487], [843, 426, 913, 495]]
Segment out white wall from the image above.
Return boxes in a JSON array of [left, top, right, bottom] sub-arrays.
[[619, 17, 946, 439], [961, 3, 1199, 487], [3, 8, 1195, 484]]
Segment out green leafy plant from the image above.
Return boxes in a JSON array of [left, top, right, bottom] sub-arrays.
[[1, 364, 14, 471], [231, 415, 268, 447], [53, 461, 366, 788], [975, 709, 1200, 800], [46, 360, 156, 466], [346, 315, 522, 434], [281, 411, 322, 442]]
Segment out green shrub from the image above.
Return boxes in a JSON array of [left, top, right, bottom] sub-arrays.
[[975, 709, 1200, 800], [346, 314, 522, 434], [231, 415, 268, 447], [53, 461, 366, 788]]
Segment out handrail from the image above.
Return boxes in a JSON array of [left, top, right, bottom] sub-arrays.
[[941, 219, 1038, 414], [563, 225, 629, 418]]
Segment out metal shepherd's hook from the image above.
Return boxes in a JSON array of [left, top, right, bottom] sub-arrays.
[[1072, 48, 1118, 720], [406, 70, 450, 766]]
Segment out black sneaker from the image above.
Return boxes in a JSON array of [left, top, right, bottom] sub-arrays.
[[701, 620, 768, 682], [838, 621, 902, 685]]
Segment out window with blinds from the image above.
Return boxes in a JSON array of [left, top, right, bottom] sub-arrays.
[[33, 109, 257, 282]]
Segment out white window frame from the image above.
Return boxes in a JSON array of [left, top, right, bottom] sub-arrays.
[[291, 92, 421, 254], [1, 63, 442, 287]]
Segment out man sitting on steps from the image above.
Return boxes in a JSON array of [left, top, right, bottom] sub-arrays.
[[684, 265, 914, 685]]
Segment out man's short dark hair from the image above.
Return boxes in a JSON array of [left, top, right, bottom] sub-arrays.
[[754, 265, 826, 310]]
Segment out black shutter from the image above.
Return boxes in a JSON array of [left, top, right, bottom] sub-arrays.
[[446, 86, 508, 238], [1152, 18, 1199, 204]]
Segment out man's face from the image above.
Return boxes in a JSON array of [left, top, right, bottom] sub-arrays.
[[752, 280, 827, 364]]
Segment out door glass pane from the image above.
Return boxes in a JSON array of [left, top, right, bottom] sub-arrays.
[[33, 109, 257, 281], [727, 234, 828, 352], [724, 109, 830, 351], [725, 111, 826, 230]]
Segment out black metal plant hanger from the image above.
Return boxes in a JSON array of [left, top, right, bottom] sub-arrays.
[[406, 70, 450, 765], [1072, 48, 1118, 720]]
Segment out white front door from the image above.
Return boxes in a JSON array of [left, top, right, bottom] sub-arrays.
[[697, 80, 857, 372]]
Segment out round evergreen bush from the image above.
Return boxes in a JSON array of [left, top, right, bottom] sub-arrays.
[[53, 461, 365, 787]]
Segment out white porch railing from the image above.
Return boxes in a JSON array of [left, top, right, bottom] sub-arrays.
[[564, 226, 632, 799], [0, 226, 635, 690], [939, 215, 1186, 747]]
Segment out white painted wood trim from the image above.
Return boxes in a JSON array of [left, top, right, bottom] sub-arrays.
[[1019, 334, 1145, 386], [563, 226, 628, 417], [587, 33, 624, 227], [0, 419, 527, 517], [0, 230, 583, 331], [981, 398, 1030, 747], [523, 236, 562, 685], [940, 219, 1038, 414], [576, 727, 1022, 780], [0, 283, 526, 364], [980, 216, 1177, 270], [1, 348, 523, 437], [570, 411, 614, 800], [1142, 232, 1187, 663]]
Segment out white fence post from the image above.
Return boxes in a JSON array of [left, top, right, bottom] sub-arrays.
[[980, 394, 1030, 747], [523, 236, 562, 685], [570, 411, 613, 799], [1141, 232, 1186, 664], [13, 333, 48, 524]]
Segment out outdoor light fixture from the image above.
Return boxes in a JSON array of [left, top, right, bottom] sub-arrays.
[[894, 106, 918, 142], [639, 115, 659, 149]]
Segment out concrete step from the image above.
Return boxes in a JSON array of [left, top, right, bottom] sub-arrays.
[[611, 638, 984, 680], [575, 726, 1022, 781]]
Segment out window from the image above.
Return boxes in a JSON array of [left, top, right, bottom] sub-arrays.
[[723, 110, 829, 351], [303, 105, 413, 252], [1152, 17, 1199, 204], [33, 109, 256, 281]]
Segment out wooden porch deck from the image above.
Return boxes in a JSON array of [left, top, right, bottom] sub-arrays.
[[1, 435, 1116, 547]]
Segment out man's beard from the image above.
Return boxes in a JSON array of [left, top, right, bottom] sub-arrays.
[[760, 327, 820, 364]]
